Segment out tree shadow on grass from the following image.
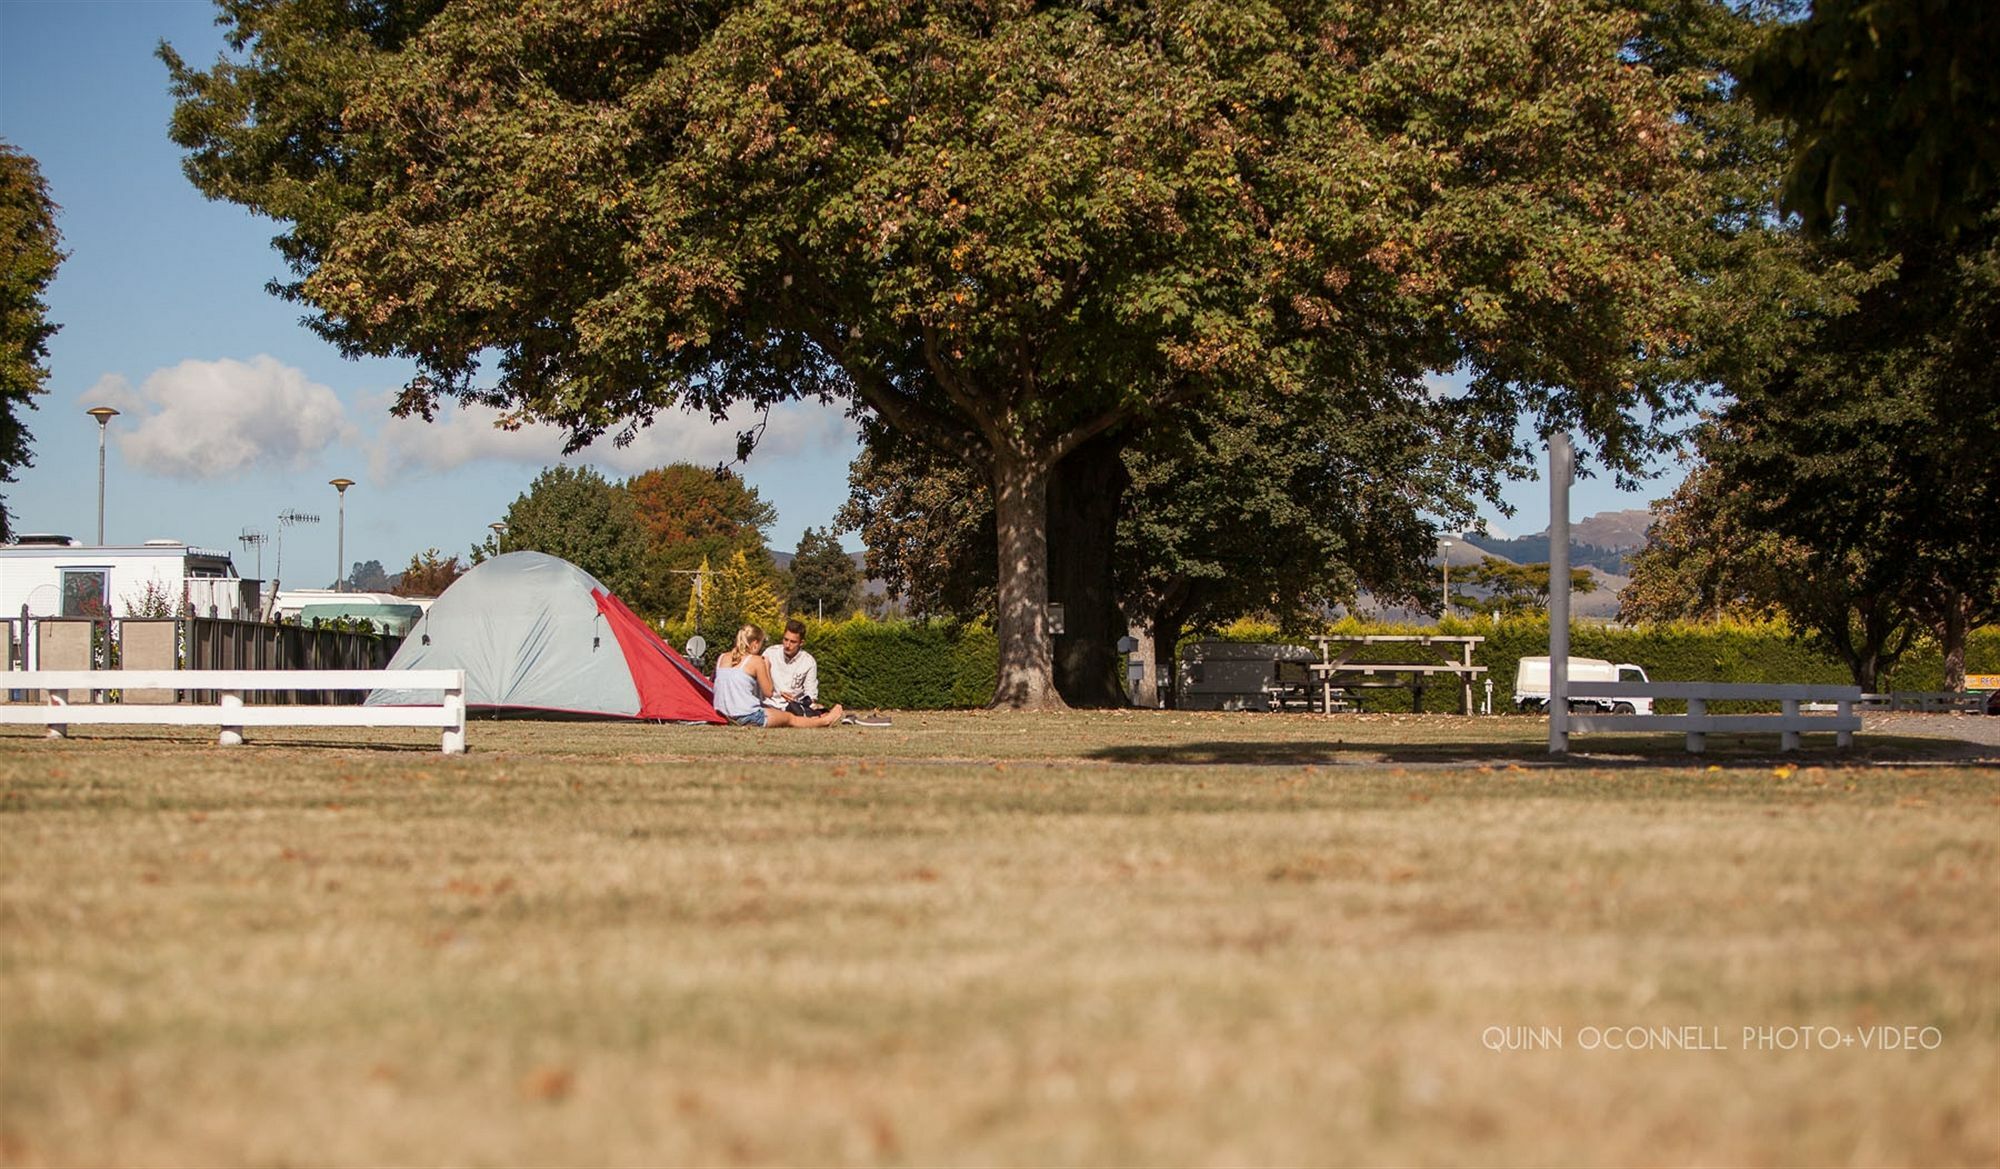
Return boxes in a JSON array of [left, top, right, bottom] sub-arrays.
[[24, 729, 454, 755], [1086, 734, 2000, 769]]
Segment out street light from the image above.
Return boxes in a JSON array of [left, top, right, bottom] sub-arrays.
[[1439, 536, 1454, 620], [86, 406, 119, 545], [329, 478, 355, 591]]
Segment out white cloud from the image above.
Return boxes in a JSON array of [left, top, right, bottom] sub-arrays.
[[88, 357, 353, 480], [366, 397, 859, 484]]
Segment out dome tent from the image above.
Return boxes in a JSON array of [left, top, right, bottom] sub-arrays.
[[367, 551, 723, 722]]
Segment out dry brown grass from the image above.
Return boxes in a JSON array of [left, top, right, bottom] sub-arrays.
[[2, 712, 1996, 1167]]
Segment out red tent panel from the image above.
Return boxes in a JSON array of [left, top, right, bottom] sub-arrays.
[[593, 589, 726, 723]]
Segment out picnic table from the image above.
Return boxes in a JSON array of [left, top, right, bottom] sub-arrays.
[[1307, 634, 1489, 715]]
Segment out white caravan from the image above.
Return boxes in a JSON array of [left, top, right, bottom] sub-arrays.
[[1514, 656, 1653, 714], [0, 535, 253, 620]]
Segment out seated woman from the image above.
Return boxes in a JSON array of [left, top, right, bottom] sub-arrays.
[[712, 624, 845, 728]]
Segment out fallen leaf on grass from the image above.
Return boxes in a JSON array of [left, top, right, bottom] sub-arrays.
[[520, 1066, 574, 1103]]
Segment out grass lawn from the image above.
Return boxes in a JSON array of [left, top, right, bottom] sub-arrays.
[[2, 711, 1996, 1166]]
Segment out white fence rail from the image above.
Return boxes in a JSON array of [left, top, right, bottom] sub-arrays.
[[1565, 681, 1861, 754], [0, 669, 465, 754]]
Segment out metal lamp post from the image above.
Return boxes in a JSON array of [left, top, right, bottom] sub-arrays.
[[1440, 536, 1454, 620], [86, 407, 119, 544], [329, 478, 355, 590]]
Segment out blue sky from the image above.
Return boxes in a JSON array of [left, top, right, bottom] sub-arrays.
[[1, 0, 1678, 586]]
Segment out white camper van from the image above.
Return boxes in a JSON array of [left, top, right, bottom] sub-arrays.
[[1514, 656, 1653, 714]]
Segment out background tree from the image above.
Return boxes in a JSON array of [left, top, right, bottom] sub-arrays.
[[347, 559, 392, 592], [166, 0, 1723, 708], [787, 527, 860, 619], [0, 142, 64, 542], [1458, 557, 1598, 618], [1620, 429, 1934, 693], [1619, 464, 1789, 624], [694, 548, 784, 662], [838, 423, 996, 622], [498, 465, 644, 599], [393, 548, 465, 597], [625, 464, 780, 614]]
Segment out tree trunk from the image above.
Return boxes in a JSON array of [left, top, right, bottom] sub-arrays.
[[1048, 433, 1130, 707], [991, 443, 1062, 709], [1128, 620, 1158, 708], [1147, 588, 1194, 710], [1937, 587, 1971, 692]]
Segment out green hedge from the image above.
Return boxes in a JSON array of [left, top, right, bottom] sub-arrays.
[[1202, 616, 2000, 713], [655, 614, 998, 709], [649, 611, 1999, 712]]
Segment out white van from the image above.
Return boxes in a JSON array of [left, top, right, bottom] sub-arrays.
[[1514, 656, 1653, 714]]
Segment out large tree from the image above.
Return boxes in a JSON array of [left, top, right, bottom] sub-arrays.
[[0, 142, 64, 542], [1736, 0, 2000, 689], [166, 0, 1717, 707], [842, 372, 1501, 703]]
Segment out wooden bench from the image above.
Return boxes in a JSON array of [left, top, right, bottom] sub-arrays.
[[1563, 681, 1860, 753], [0, 669, 467, 754]]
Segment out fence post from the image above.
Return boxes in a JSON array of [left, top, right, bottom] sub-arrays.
[[441, 684, 466, 755], [1780, 698, 1801, 752], [1548, 432, 1573, 755], [219, 691, 244, 746], [1837, 698, 1855, 749], [1686, 696, 1706, 754]]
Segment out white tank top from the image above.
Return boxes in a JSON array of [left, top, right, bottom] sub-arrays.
[[711, 663, 762, 719]]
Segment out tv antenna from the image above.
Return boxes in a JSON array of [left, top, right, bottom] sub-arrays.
[[271, 509, 319, 597], [239, 527, 269, 581]]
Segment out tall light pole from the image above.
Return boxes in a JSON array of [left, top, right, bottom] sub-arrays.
[[1440, 536, 1454, 620], [86, 407, 119, 545], [329, 478, 355, 591]]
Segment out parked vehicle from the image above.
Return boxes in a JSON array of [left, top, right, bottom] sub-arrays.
[[1514, 656, 1653, 714]]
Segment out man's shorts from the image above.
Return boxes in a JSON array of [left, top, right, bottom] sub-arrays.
[[727, 708, 768, 727]]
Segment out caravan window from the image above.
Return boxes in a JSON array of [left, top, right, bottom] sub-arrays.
[[60, 569, 110, 617]]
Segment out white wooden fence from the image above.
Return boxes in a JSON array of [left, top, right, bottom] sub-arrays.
[[1564, 681, 1861, 753], [0, 669, 466, 754]]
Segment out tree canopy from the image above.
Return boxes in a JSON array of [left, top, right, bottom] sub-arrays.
[[787, 526, 861, 618], [393, 548, 466, 597], [496, 465, 645, 597], [1743, 0, 2000, 239], [1458, 556, 1597, 618], [624, 463, 779, 613], [166, 0, 1726, 705], [0, 142, 63, 542]]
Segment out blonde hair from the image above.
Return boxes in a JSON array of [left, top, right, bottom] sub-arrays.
[[733, 623, 765, 658]]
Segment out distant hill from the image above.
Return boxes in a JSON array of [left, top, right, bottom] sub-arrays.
[[1457, 509, 1652, 576]]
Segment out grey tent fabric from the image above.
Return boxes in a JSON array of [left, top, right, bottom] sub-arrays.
[[366, 551, 645, 716]]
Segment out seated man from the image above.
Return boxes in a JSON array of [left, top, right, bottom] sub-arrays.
[[761, 618, 892, 726], [762, 618, 823, 716]]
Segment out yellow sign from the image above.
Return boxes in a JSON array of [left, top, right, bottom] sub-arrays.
[[1966, 674, 2000, 691]]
